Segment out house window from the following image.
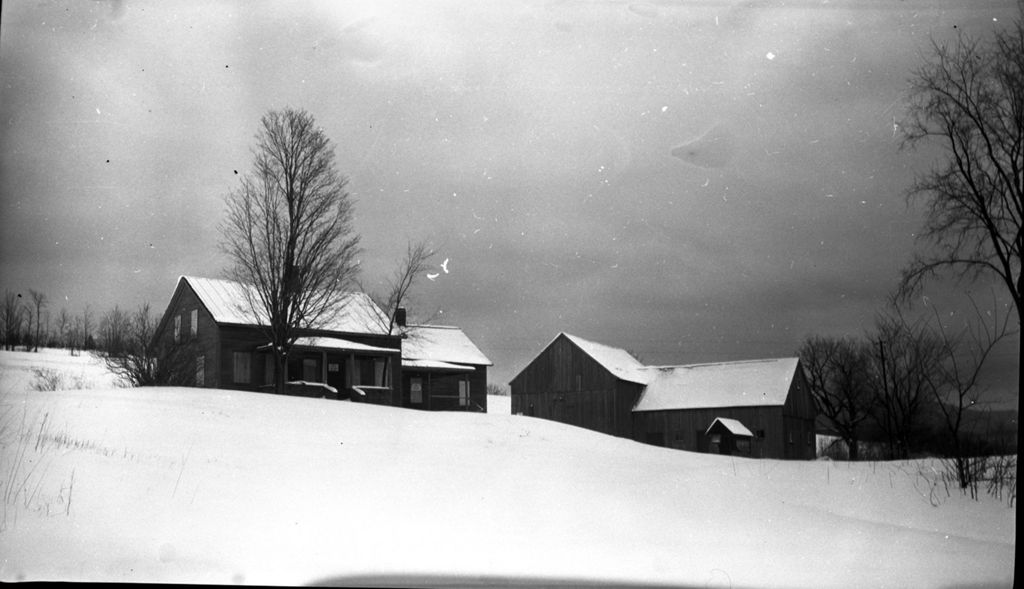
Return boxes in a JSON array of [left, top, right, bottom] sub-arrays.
[[302, 357, 318, 381], [736, 438, 752, 454], [195, 355, 205, 386], [788, 431, 794, 444], [190, 309, 198, 339], [233, 352, 251, 384], [410, 378, 423, 404], [173, 315, 181, 343], [458, 380, 470, 407], [356, 356, 387, 386]]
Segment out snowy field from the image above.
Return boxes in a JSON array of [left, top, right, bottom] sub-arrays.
[[0, 349, 1015, 587]]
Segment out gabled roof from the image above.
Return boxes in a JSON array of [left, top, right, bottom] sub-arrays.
[[402, 324, 492, 367], [632, 357, 800, 412], [561, 333, 650, 385], [179, 276, 391, 336], [706, 417, 754, 437]]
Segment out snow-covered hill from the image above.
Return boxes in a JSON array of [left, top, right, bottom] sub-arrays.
[[0, 350, 1015, 587]]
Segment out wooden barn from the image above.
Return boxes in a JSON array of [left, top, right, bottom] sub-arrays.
[[510, 332, 817, 459], [509, 333, 647, 439], [153, 276, 491, 412]]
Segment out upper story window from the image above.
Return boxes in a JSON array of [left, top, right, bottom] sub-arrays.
[[190, 309, 198, 338], [173, 315, 181, 343]]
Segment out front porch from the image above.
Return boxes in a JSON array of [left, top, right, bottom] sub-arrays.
[[258, 336, 402, 406], [402, 359, 480, 411]]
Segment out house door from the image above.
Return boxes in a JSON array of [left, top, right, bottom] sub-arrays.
[[326, 354, 346, 397]]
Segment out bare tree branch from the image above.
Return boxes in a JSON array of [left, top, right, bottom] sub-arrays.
[[220, 108, 361, 394]]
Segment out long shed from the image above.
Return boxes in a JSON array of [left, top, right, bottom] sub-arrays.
[[631, 358, 817, 459]]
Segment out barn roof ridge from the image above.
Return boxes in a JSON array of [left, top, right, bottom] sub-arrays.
[[561, 332, 650, 385]]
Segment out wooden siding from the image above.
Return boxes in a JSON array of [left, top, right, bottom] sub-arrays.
[[781, 367, 817, 459], [632, 366, 818, 460], [633, 406, 786, 457], [510, 334, 641, 438], [154, 280, 221, 388]]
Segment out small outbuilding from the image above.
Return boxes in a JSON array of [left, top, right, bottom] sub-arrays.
[[704, 417, 755, 456]]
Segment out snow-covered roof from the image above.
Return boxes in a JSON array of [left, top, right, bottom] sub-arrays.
[[633, 358, 800, 412], [181, 276, 390, 335], [401, 324, 492, 367], [403, 359, 477, 372], [562, 333, 650, 385], [705, 417, 754, 437], [290, 337, 399, 354]]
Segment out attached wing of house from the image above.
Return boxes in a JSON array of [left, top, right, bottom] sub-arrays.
[[401, 324, 493, 411]]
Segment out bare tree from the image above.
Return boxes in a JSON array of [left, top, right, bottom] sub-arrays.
[[370, 239, 436, 335], [221, 108, 361, 394], [898, 19, 1023, 384], [80, 304, 94, 351], [28, 289, 47, 352], [99, 305, 131, 356], [869, 311, 946, 459], [103, 304, 197, 386], [1, 290, 23, 351], [924, 295, 1015, 491], [56, 307, 70, 348], [799, 335, 874, 460]]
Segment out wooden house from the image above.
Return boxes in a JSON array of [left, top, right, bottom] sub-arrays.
[[510, 332, 817, 459], [153, 276, 490, 412]]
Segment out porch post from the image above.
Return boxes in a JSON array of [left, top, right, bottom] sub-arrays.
[[321, 350, 327, 383]]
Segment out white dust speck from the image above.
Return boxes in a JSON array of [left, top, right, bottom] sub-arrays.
[[766, 52, 776, 60], [661, 106, 668, 113]]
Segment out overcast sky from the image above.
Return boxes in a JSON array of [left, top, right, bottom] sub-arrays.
[[1, 0, 1019, 401]]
